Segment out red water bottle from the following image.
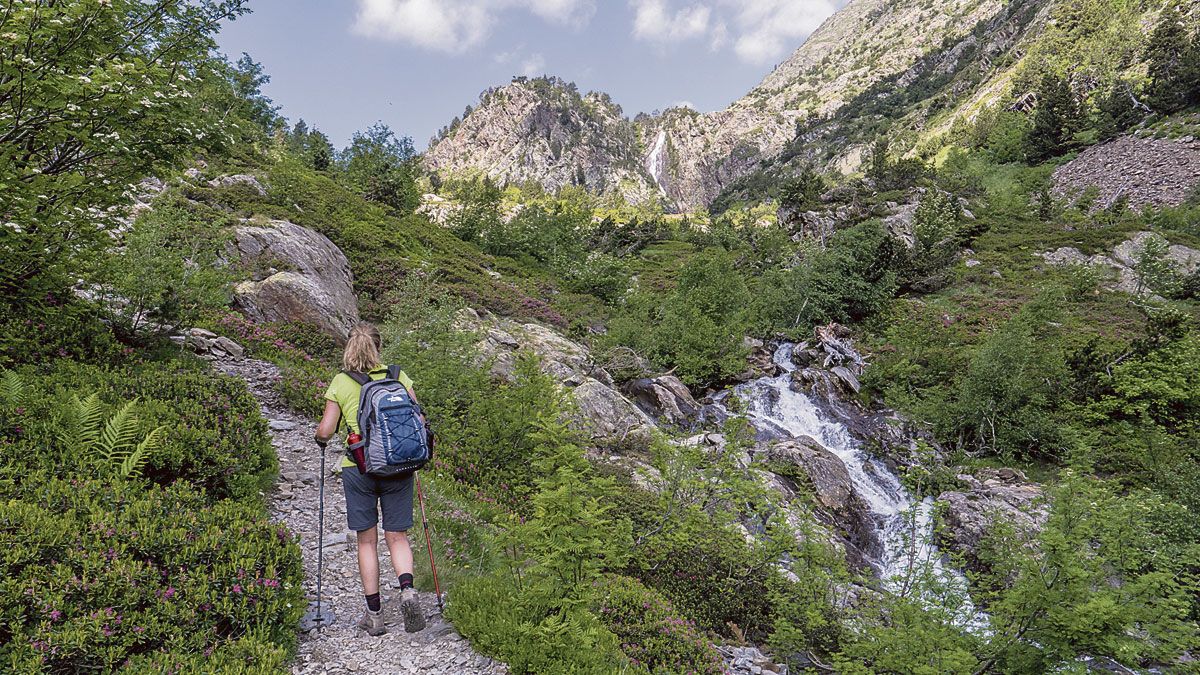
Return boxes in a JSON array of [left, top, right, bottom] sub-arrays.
[[347, 432, 366, 472]]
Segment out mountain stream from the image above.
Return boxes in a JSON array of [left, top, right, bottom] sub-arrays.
[[716, 343, 982, 628]]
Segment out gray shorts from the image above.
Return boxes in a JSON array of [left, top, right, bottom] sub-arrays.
[[341, 467, 415, 533]]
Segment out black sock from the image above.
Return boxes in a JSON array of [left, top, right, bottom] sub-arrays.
[[365, 593, 381, 612], [398, 573, 414, 591]]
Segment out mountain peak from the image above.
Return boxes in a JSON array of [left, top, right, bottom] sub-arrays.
[[424, 76, 657, 204]]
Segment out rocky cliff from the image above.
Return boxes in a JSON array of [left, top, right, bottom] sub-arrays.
[[426, 0, 1040, 211], [423, 77, 657, 205]]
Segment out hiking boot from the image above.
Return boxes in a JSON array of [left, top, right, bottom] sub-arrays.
[[357, 609, 387, 636], [399, 588, 426, 633]]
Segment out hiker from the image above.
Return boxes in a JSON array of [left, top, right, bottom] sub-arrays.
[[315, 322, 427, 636]]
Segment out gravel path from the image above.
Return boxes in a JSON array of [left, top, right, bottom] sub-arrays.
[[214, 357, 506, 675]]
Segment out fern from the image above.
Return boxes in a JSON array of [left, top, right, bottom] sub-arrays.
[[119, 425, 164, 479], [98, 400, 141, 465], [56, 394, 162, 480], [1, 370, 26, 408]]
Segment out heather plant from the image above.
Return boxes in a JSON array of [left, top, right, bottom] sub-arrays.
[[0, 476, 303, 672], [595, 575, 724, 675]]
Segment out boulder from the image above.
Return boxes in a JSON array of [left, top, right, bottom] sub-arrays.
[[466, 310, 602, 386], [760, 437, 856, 512], [624, 375, 700, 428], [740, 337, 780, 380], [1038, 231, 1200, 297], [758, 437, 879, 569], [177, 328, 245, 361], [208, 174, 267, 196], [231, 219, 359, 342], [936, 468, 1047, 570], [570, 378, 654, 444]]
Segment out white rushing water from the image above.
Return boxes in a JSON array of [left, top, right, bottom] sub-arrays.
[[719, 343, 982, 628], [645, 130, 668, 195]]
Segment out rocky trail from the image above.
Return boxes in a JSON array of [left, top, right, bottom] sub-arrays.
[[213, 356, 506, 675]]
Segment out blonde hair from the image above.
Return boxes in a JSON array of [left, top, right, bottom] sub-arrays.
[[342, 323, 382, 373]]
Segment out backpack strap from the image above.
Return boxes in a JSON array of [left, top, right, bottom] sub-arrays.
[[386, 364, 401, 381], [344, 370, 371, 387]]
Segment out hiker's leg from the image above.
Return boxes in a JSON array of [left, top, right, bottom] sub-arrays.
[[356, 527, 380, 595], [379, 474, 416, 579], [385, 530, 414, 577]]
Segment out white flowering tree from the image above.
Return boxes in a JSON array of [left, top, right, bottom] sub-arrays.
[[0, 0, 248, 305]]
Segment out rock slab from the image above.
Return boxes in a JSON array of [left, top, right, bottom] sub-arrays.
[[231, 219, 360, 343]]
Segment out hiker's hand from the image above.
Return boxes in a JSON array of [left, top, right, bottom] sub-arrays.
[[315, 435, 329, 449]]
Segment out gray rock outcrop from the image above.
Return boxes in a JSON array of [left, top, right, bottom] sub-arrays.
[[424, 78, 657, 206], [758, 437, 880, 569], [458, 308, 658, 444], [571, 378, 655, 445], [624, 375, 699, 428], [1038, 231, 1200, 296], [230, 219, 360, 342], [937, 468, 1047, 571]]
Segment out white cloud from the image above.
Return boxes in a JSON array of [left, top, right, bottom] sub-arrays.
[[723, 0, 839, 65], [628, 0, 842, 65], [353, 0, 595, 53], [630, 0, 711, 43], [520, 53, 547, 76]]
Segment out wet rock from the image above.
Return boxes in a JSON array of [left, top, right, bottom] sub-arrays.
[[740, 336, 781, 380], [231, 219, 360, 342], [758, 437, 880, 569]]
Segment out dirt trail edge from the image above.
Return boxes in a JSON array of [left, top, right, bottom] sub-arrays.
[[215, 356, 506, 675]]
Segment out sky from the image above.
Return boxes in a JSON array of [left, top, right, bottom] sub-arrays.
[[216, 0, 845, 149]]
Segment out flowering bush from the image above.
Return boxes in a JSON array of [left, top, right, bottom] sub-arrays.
[[596, 575, 724, 675], [0, 476, 303, 672], [211, 312, 333, 418]]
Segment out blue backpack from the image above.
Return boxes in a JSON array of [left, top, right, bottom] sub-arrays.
[[345, 366, 432, 478]]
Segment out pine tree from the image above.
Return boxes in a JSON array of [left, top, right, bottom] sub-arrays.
[[306, 129, 334, 171], [1026, 73, 1081, 163], [1144, 6, 1195, 114], [1094, 83, 1146, 141]]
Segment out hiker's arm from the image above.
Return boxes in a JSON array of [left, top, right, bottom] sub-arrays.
[[314, 400, 340, 447]]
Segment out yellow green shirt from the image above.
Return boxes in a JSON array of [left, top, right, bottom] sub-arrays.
[[324, 365, 415, 468]]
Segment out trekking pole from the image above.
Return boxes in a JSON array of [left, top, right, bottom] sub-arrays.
[[415, 474, 444, 613], [300, 442, 335, 631]]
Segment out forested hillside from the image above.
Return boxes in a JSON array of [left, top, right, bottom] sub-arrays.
[[2, 0, 1198, 674]]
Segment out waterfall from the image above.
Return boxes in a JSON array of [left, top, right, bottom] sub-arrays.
[[717, 343, 983, 628], [645, 130, 668, 195]]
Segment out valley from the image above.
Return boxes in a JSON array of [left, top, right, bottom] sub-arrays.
[[2, 0, 1199, 673]]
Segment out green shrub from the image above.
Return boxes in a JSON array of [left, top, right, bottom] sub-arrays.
[[0, 476, 303, 673], [0, 300, 122, 369], [445, 418, 633, 674], [606, 248, 751, 386], [628, 518, 775, 638], [5, 361, 276, 503], [596, 575, 724, 675]]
